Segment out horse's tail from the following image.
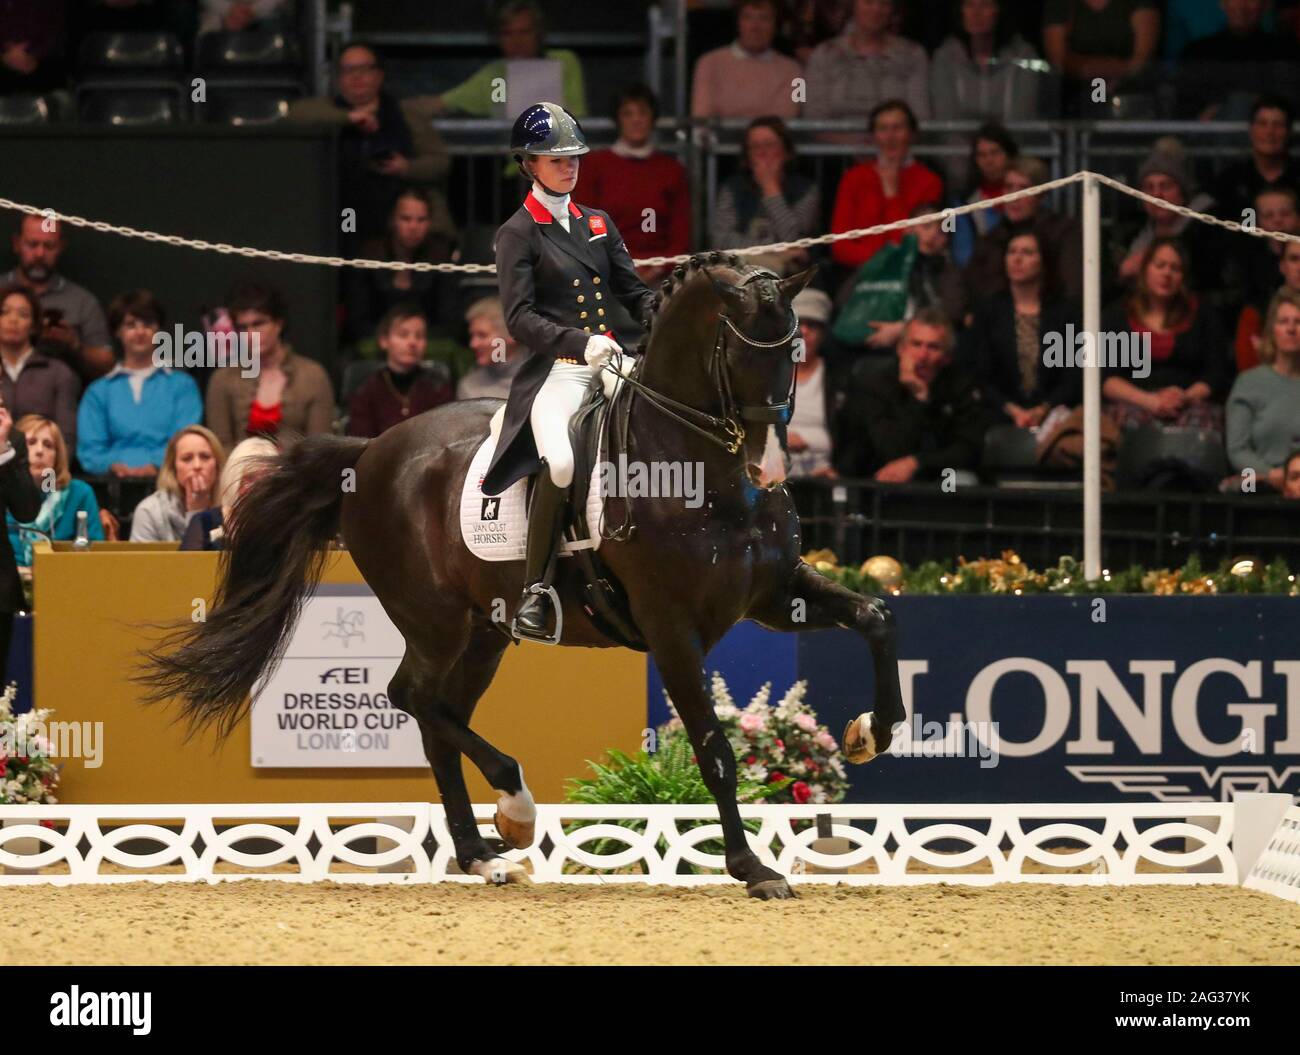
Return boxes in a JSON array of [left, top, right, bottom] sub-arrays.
[[134, 433, 368, 740]]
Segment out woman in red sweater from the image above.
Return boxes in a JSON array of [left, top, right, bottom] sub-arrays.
[[830, 98, 943, 270], [572, 84, 690, 286]]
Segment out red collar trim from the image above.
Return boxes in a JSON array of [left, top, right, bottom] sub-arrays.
[[523, 191, 584, 224]]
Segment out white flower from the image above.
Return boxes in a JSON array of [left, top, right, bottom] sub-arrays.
[[741, 764, 768, 783], [709, 672, 735, 710], [774, 680, 807, 717]]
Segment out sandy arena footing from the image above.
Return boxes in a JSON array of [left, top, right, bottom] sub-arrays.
[[1, 882, 1297, 966]]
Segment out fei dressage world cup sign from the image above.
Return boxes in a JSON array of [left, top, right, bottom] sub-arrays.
[[250, 584, 425, 767]]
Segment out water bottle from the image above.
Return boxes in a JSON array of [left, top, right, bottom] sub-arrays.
[[73, 510, 90, 551]]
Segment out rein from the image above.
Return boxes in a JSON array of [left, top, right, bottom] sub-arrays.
[[600, 310, 799, 457]]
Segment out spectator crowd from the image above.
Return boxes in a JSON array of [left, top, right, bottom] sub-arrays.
[[1, 0, 1299, 587]]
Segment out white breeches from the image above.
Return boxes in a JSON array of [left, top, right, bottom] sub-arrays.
[[530, 360, 595, 488]]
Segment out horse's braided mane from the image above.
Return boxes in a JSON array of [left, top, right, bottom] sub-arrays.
[[633, 251, 768, 353]]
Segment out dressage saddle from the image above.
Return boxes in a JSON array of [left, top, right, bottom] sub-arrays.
[[520, 371, 646, 651]]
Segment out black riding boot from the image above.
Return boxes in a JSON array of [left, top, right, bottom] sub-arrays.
[[513, 462, 567, 641]]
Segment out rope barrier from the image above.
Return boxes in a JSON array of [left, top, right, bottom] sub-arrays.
[[3, 169, 1293, 275]]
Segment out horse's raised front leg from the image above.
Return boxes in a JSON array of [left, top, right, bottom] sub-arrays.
[[648, 632, 794, 900], [750, 560, 904, 763]]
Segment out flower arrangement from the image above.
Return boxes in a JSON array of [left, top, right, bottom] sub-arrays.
[[804, 549, 1300, 597], [661, 674, 849, 805], [0, 683, 60, 805]]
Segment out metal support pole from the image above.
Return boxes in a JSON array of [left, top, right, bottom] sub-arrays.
[[1082, 172, 1102, 580], [674, 0, 687, 119]]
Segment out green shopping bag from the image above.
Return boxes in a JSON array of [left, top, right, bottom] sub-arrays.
[[831, 234, 918, 345]]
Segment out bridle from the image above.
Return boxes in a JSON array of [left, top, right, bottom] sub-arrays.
[[603, 297, 799, 457]]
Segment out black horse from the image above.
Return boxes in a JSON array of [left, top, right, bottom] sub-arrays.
[[137, 254, 904, 899]]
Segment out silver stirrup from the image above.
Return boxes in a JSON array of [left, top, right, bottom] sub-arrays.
[[512, 583, 563, 646]]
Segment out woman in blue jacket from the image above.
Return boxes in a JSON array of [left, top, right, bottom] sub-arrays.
[[7, 414, 104, 567]]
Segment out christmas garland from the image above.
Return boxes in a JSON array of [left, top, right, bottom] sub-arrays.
[[802, 550, 1300, 597]]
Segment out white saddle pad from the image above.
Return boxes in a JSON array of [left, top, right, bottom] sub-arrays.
[[459, 405, 605, 562]]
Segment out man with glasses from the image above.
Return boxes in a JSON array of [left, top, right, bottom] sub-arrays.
[[289, 42, 452, 244]]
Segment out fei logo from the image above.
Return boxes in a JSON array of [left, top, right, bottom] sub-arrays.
[[49, 987, 151, 1034], [481, 497, 500, 521]]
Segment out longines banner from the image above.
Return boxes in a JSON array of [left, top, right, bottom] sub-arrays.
[[796, 597, 1300, 804], [647, 598, 1300, 804], [250, 585, 426, 767]]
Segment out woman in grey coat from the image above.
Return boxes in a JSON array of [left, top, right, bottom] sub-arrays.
[[129, 425, 227, 542]]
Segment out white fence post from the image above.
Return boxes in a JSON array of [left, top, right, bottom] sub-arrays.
[[1232, 792, 1293, 882], [1082, 171, 1102, 581]]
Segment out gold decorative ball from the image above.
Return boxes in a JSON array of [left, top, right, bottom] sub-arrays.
[[861, 555, 903, 587]]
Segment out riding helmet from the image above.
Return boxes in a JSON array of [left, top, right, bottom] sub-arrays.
[[510, 101, 590, 163]]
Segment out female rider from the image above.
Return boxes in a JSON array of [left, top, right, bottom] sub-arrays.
[[481, 101, 656, 642]]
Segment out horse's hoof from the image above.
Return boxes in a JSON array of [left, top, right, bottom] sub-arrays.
[[842, 712, 879, 764], [466, 857, 531, 886], [494, 808, 535, 850], [747, 878, 796, 900]]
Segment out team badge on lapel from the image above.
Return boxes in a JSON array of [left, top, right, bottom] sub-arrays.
[[587, 214, 607, 240]]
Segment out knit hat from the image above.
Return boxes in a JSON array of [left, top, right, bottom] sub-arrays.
[[1137, 136, 1195, 198], [793, 288, 832, 325]]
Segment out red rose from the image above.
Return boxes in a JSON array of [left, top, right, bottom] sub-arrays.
[[17, 756, 28, 765], [746, 755, 756, 765], [39, 819, 56, 829], [769, 771, 785, 783], [775, 739, 784, 750], [792, 781, 812, 804]]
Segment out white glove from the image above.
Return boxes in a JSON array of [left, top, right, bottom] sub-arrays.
[[601, 353, 637, 399], [583, 334, 622, 371]]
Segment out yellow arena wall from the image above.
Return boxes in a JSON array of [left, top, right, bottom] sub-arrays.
[[31, 544, 646, 804]]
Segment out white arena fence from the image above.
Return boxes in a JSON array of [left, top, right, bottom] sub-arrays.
[[0, 800, 1295, 900]]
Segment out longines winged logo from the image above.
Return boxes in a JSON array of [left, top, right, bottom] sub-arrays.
[[321, 607, 365, 647], [1068, 765, 1300, 802]]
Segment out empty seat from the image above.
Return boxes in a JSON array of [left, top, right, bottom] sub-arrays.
[[340, 359, 384, 404], [78, 31, 184, 73], [197, 28, 302, 70], [79, 90, 181, 126], [203, 91, 295, 126], [982, 425, 1038, 470], [1117, 424, 1228, 492], [0, 95, 51, 126]]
